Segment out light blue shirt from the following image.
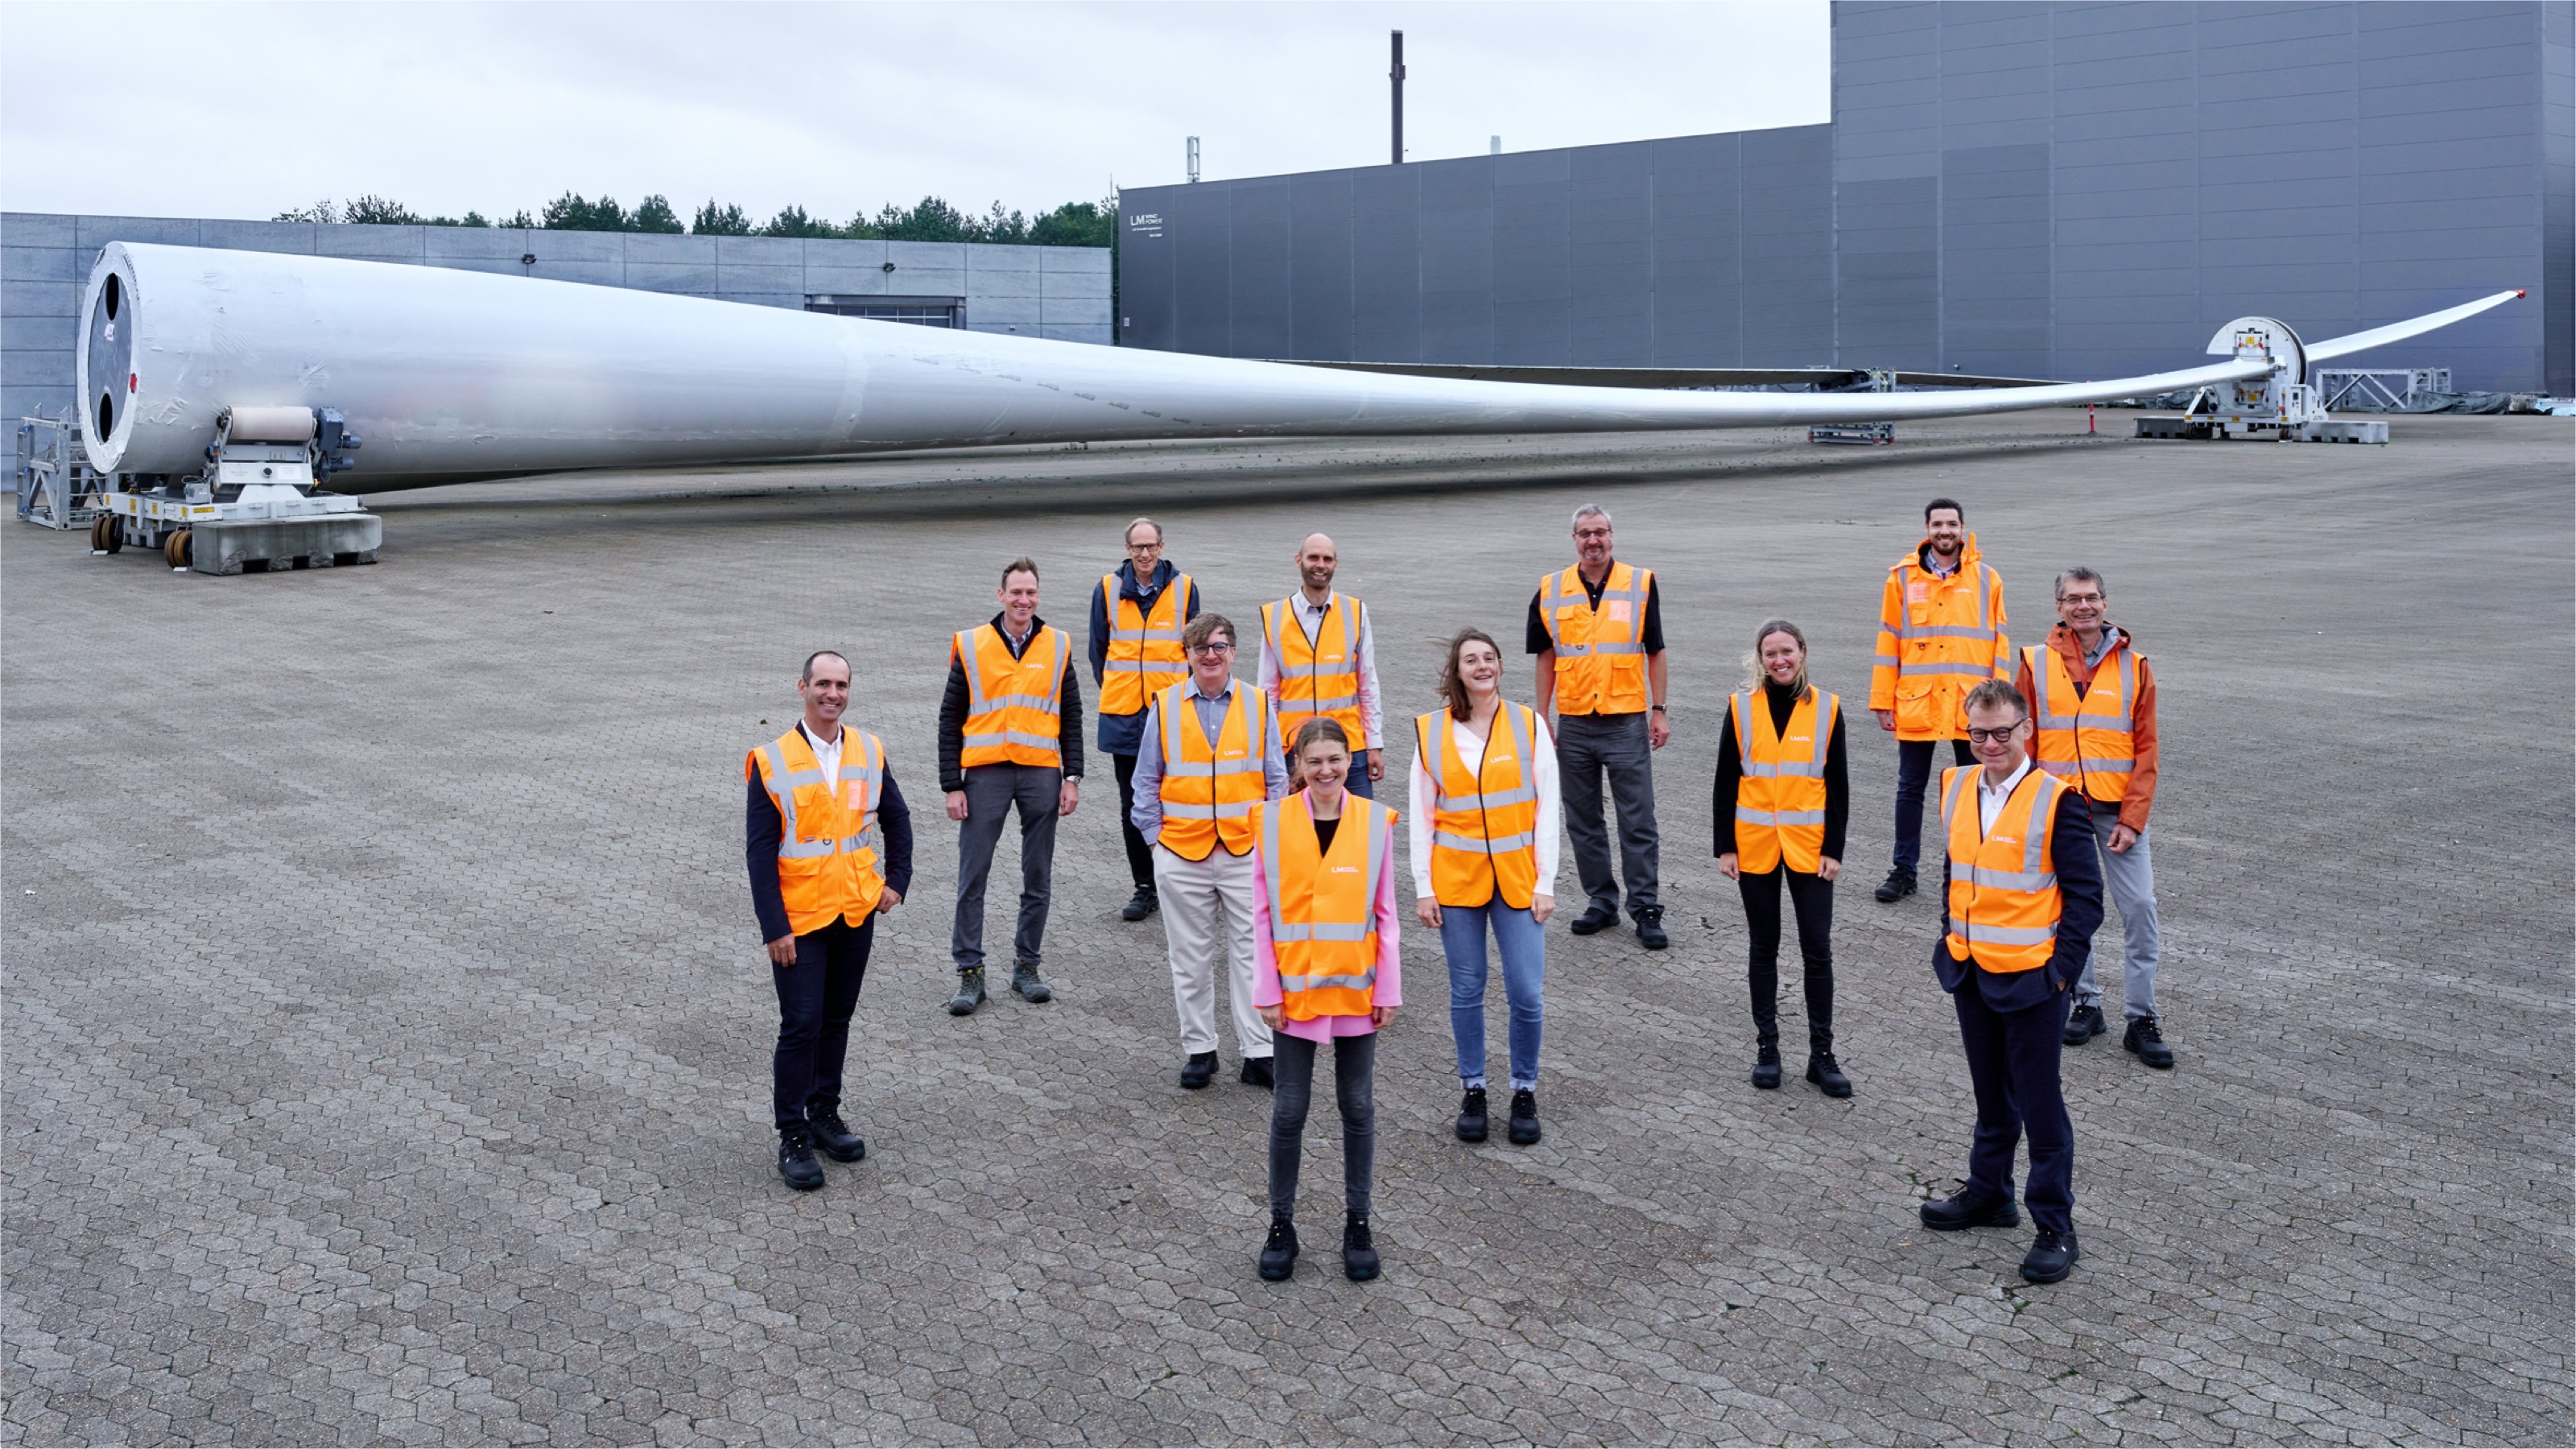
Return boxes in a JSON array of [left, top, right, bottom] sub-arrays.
[[1127, 675, 1289, 839]]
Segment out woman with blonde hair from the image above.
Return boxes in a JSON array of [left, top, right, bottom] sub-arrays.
[[1714, 618, 1853, 1096], [1414, 627, 1561, 1147], [1249, 717, 1401, 1282]]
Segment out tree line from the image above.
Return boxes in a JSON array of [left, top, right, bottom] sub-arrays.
[[273, 192, 1117, 246]]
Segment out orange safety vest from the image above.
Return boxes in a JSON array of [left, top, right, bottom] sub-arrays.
[[1537, 562, 1653, 715], [746, 725, 886, 935], [1154, 680, 1272, 860], [952, 621, 1067, 770], [1261, 592, 1367, 747], [1731, 686, 1839, 875], [1416, 703, 1542, 909], [1257, 791, 1393, 1021], [2027, 641, 2137, 807], [1939, 764, 2070, 976], [1871, 534, 2010, 741], [1099, 570, 1191, 716]]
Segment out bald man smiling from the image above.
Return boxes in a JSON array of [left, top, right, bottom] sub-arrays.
[[1259, 534, 1385, 797]]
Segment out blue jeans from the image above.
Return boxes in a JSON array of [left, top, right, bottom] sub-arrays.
[[1440, 903, 1546, 1092]]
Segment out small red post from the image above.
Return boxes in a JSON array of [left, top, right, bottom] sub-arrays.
[[2087, 403, 2096, 435]]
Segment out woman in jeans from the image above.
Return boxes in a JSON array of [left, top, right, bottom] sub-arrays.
[[1715, 618, 1852, 1096], [1413, 628, 1561, 1146], [1249, 718, 1400, 1282]]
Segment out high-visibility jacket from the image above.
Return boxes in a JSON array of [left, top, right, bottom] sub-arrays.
[[2026, 640, 2139, 807], [1099, 570, 1192, 716], [1730, 686, 1840, 875], [952, 622, 1067, 770], [1257, 791, 1394, 1021], [746, 725, 886, 935], [1416, 702, 1542, 909], [1262, 592, 1367, 748], [1870, 535, 2010, 741], [1154, 681, 1273, 860], [1939, 764, 2070, 976], [1537, 562, 1654, 716]]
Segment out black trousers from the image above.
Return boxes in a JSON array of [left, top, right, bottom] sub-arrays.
[[1951, 968, 2074, 1236], [1893, 737, 1977, 873], [771, 915, 874, 1130], [1739, 866, 1834, 1049], [1269, 1033, 1377, 1217], [1111, 750, 1154, 890]]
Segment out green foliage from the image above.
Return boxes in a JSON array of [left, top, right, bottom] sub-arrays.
[[541, 192, 632, 231], [1030, 197, 1117, 249], [500, 210, 536, 229], [630, 195, 684, 233], [272, 200, 340, 224], [761, 204, 839, 238], [691, 200, 753, 235], [342, 194, 423, 225]]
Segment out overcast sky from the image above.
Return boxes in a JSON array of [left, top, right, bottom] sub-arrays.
[[1, 2, 1828, 226]]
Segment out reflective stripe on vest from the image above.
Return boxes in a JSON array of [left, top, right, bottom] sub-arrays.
[[2027, 642, 2137, 805], [1732, 687, 1838, 875], [749, 726, 886, 934], [955, 623, 1067, 769], [1257, 793, 1388, 1018], [1154, 680, 1269, 859], [1262, 592, 1366, 742], [1099, 571, 1191, 716], [1418, 701, 1541, 910], [1538, 562, 1653, 714], [1938, 765, 2067, 973]]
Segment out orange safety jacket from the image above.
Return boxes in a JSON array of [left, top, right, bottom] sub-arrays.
[[1099, 571, 1192, 716], [1154, 680, 1272, 860], [1538, 562, 1654, 716], [2025, 640, 2138, 807], [1870, 534, 2010, 741], [747, 726, 886, 935], [1730, 686, 1840, 875], [1939, 764, 2070, 976], [952, 622, 1068, 770], [1416, 703, 1542, 909], [1262, 592, 1367, 748], [1257, 791, 1394, 1021]]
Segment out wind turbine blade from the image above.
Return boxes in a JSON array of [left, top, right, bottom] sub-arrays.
[[2305, 290, 2526, 364]]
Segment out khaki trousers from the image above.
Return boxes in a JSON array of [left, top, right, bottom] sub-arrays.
[[1151, 843, 1274, 1059]]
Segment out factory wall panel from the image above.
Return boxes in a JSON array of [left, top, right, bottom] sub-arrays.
[[1288, 171, 1356, 362], [0, 212, 1112, 484], [1225, 179, 1295, 361], [1348, 167, 1422, 361]]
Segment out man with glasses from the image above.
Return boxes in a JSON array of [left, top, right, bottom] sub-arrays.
[[1872, 497, 2012, 906], [1091, 518, 1201, 923], [2017, 568, 2172, 1069], [1919, 680, 2102, 1285], [1530, 503, 1671, 949], [1130, 613, 1290, 1089]]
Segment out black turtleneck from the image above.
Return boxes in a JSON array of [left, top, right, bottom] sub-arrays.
[[1712, 679, 1849, 863]]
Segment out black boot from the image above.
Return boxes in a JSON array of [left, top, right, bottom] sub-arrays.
[[2063, 1001, 2107, 1046], [1508, 1088, 1542, 1145], [2021, 1228, 2080, 1284], [1806, 1051, 1852, 1098], [1874, 867, 1917, 903], [1342, 1211, 1380, 1282], [1455, 1087, 1488, 1142], [1257, 1212, 1298, 1281], [776, 1127, 825, 1191], [1919, 1186, 2020, 1231], [806, 1110, 865, 1162], [1179, 1051, 1218, 1089], [1121, 886, 1158, 922], [946, 967, 986, 1016], [1568, 902, 1617, 935], [1240, 1056, 1274, 1089], [1010, 960, 1051, 1003], [1633, 906, 1669, 951], [2123, 1015, 2175, 1069], [1751, 1042, 1783, 1090]]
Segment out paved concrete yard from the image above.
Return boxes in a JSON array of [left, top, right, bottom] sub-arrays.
[[5, 411, 2570, 1444]]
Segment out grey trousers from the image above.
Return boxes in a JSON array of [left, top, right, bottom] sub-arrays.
[[2072, 800, 2162, 1020], [1269, 1032, 1376, 1217], [950, 763, 1060, 970], [1557, 710, 1660, 916]]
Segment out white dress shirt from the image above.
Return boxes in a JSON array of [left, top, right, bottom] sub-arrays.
[[1975, 754, 2033, 836], [1408, 710, 1563, 901], [802, 721, 843, 790]]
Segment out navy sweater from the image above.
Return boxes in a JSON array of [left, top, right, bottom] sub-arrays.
[[746, 736, 915, 943]]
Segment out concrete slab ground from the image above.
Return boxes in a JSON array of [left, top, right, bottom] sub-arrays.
[[5, 411, 2570, 1444]]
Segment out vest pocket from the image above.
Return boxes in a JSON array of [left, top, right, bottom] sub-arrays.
[[1894, 678, 1940, 735]]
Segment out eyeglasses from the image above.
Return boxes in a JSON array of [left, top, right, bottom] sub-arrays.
[[2057, 592, 2105, 605], [1574, 527, 1612, 540], [1965, 724, 2025, 744], [1191, 642, 1233, 655]]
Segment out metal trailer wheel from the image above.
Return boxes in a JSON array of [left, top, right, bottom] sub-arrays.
[[89, 517, 109, 551], [164, 529, 191, 568], [102, 519, 124, 554]]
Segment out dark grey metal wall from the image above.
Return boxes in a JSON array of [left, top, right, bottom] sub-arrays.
[[1121, 1, 2570, 393], [1119, 127, 1836, 368]]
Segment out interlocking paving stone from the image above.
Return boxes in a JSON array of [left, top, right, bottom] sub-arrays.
[[4, 411, 2569, 1444]]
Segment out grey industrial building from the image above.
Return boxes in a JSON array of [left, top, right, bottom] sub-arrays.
[[1119, 0, 2574, 394], [1, 217, 1112, 481]]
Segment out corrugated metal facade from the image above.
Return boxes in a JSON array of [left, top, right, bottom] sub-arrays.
[[1121, 0, 2572, 392]]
